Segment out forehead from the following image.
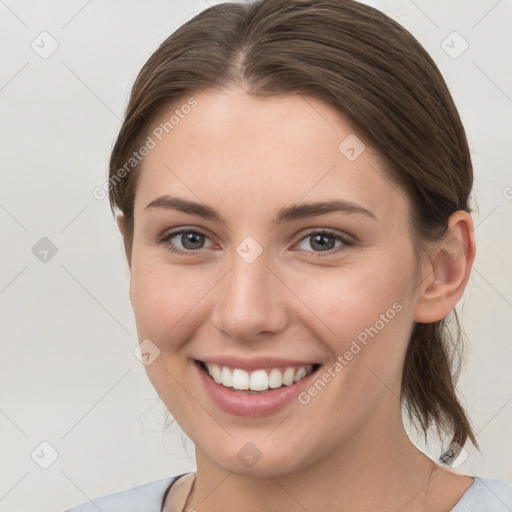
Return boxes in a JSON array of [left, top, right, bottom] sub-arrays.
[[133, 88, 409, 222]]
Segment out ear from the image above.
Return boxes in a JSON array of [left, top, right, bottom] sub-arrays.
[[116, 211, 131, 265], [116, 211, 126, 236], [116, 212, 132, 299], [413, 210, 476, 323]]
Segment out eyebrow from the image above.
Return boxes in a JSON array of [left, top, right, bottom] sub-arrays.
[[144, 195, 377, 224]]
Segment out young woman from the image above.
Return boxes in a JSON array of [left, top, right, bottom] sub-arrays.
[[65, 0, 512, 510]]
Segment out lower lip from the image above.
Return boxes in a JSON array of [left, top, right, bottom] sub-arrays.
[[195, 360, 320, 417]]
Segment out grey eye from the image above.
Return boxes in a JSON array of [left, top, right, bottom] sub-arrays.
[[297, 232, 344, 252]]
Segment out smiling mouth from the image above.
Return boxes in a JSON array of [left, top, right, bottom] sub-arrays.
[[195, 360, 321, 393]]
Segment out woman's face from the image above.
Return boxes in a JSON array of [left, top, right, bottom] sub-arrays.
[[127, 87, 425, 476]]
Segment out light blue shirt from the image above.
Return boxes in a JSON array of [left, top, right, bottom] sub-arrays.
[[63, 475, 512, 511]]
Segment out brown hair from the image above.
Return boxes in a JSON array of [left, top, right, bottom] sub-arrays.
[[108, 0, 479, 460]]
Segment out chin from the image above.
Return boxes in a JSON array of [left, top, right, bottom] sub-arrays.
[[196, 433, 319, 478]]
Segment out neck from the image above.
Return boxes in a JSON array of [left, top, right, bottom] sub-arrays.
[[189, 397, 439, 512]]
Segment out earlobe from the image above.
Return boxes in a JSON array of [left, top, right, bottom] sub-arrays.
[[413, 211, 476, 323]]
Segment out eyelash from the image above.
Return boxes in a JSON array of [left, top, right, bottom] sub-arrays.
[[157, 228, 355, 258]]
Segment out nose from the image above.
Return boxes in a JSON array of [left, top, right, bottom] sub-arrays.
[[210, 249, 288, 341]]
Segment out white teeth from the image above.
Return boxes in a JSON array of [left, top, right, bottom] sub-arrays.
[[249, 369, 269, 391], [210, 364, 222, 384], [282, 367, 295, 386], [203, 362, 315, 392], [232, 369, 250, 390], [294, 367, 307, 383], [221, 365, 232, 387], [268, 368, 283, 389]]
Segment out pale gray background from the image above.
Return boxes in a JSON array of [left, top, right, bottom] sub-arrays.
[[0, 1, 511, 511]]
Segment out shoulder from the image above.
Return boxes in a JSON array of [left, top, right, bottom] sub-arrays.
[[62, 474, 184, 512], [451, 476, 512, 511]]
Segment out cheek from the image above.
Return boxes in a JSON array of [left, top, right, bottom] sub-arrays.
[[129, 258, 216, 346], [287, 252, 415, 389], [290, 257, 411, 341], [129, 260, 213, 426], [288, 264, 414, 435]]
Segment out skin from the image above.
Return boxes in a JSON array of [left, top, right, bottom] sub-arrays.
[[117, 88, 476, 511]]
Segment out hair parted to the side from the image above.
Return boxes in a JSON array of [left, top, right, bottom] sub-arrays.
[[108, 0, 479, 462]]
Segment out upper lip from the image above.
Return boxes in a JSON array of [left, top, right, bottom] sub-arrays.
[[195, 356, 320, 372]]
